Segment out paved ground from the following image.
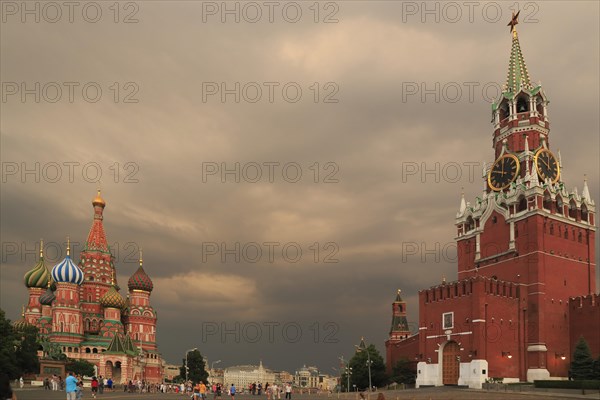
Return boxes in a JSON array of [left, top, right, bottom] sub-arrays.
[[11, 389, 600, 400]]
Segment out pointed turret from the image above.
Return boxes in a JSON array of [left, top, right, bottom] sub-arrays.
[[84, 190, 110, 253], [505, 20, 533, 95], [389, 289, 410, 340], [582, 175, 592, 202], [458, 190, 466, 216]]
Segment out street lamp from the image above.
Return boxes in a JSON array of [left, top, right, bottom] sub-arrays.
[[185, 348, 198, 384], [344, 366, 352, 393], [355, 343, 372, 392]]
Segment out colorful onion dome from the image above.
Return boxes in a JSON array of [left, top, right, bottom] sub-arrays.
[[24, 240, 50, 288], [127, 251, 153, 292], [92, 189, 106, 208], [39, 283, 56, 306], [51, 238, 84, 285], [100, 285, 126, 309], [12, 306, 32, 332]]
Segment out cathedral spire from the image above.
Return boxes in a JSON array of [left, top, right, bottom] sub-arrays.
[[582, 175, 591, 201], [85, 191, 110, 253], [505, 11, 532, 94]]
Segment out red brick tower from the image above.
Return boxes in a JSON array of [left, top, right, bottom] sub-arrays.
[[390, 13, 597, 388], [455, 17, 596, 381], [123, 250, 161, 381], [79, 190, 117, 335], [385, 290, 416, 373]]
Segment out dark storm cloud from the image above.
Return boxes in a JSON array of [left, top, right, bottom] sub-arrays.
[[1, 1, 598, 373]]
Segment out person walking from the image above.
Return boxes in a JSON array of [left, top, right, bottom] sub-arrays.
[[65, 372, 78, 400], [91, 377, 98, 399], [230, 384, 236, 400], [75, 378, 84, 400], [200, 382, 207, 400], [285, 383, 292, 400]]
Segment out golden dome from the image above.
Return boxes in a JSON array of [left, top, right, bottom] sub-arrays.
[[92, 189, 106, 208]]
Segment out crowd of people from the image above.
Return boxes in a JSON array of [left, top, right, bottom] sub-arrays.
[[2, 372, 338, 400]]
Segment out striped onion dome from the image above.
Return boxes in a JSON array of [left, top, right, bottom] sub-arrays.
[[39, 284, 56, 306], [128, 252, 153, 292], [51, 241, 84, 285], [100, 285, 126, 309], [12, 307, 33, 331], [24, 241, 50, 288]]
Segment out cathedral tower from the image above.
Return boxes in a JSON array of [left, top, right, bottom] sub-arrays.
[[50, 239, 85, 345], [79, 190, 117, 335]]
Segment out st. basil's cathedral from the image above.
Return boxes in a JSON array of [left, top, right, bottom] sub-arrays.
[[386, 15, 597, 387], [13, 191, 163, 383]]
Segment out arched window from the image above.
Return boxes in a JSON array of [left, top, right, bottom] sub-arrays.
[[516, 94, 529, 113], [517, 196, 527, 212], [564, 227, 568, 239], [569, 200, 578, 219], [581, 205, 589, 222], [92, 348, 98, 354], [550, 223, 554, 235], [578, 232, 582, 243], [85, 347, 91, 353], [499, 100, 510, 121], [556, 197, 564, 215], [543, 192, 552, 211], [466, 216, 475, 232], [535, 95, 544, 115]]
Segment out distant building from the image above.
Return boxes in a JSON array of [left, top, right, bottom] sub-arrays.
[[317, 374, 337, 391], [274, 371, 293, 384], [223, 361, 275, 389], [164, 364, 180, 381], [209, 368, 224, 385], [294, 366, 319, 388]]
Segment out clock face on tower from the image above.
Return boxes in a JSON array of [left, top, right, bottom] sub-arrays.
[[534, 148, 560, 183], [488, 154, 520, 191]]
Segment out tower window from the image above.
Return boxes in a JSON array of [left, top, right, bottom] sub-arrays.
[[569, 201, 578, 219], [581, 205, 589, 222], [556, 197, 564, 215], [499, 100, 509, 121], [536, 96, 544, 115], [517, 196, 527, 212], [516, 95, 529, 113], [578, 232, 582, 243], [543, 192, 552, 211]]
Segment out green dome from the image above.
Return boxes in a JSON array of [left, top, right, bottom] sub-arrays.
[[100, 285, 126, 310], [24, 255, 50, 289]]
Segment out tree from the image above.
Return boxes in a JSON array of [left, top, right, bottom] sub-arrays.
[[66, 359, 95, 377], [0, 309, 20, 379], [348, 344, 387, 390], [14, 324, 40, 375], [571, 336, 595, 380], [179, 350, 208, 383], [390, 358, 416, 384]]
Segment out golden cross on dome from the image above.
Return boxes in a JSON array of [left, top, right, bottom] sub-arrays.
[[508, 10, 520, 34]]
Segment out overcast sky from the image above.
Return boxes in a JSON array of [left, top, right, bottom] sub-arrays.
[[1, 1, 599, 373]]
